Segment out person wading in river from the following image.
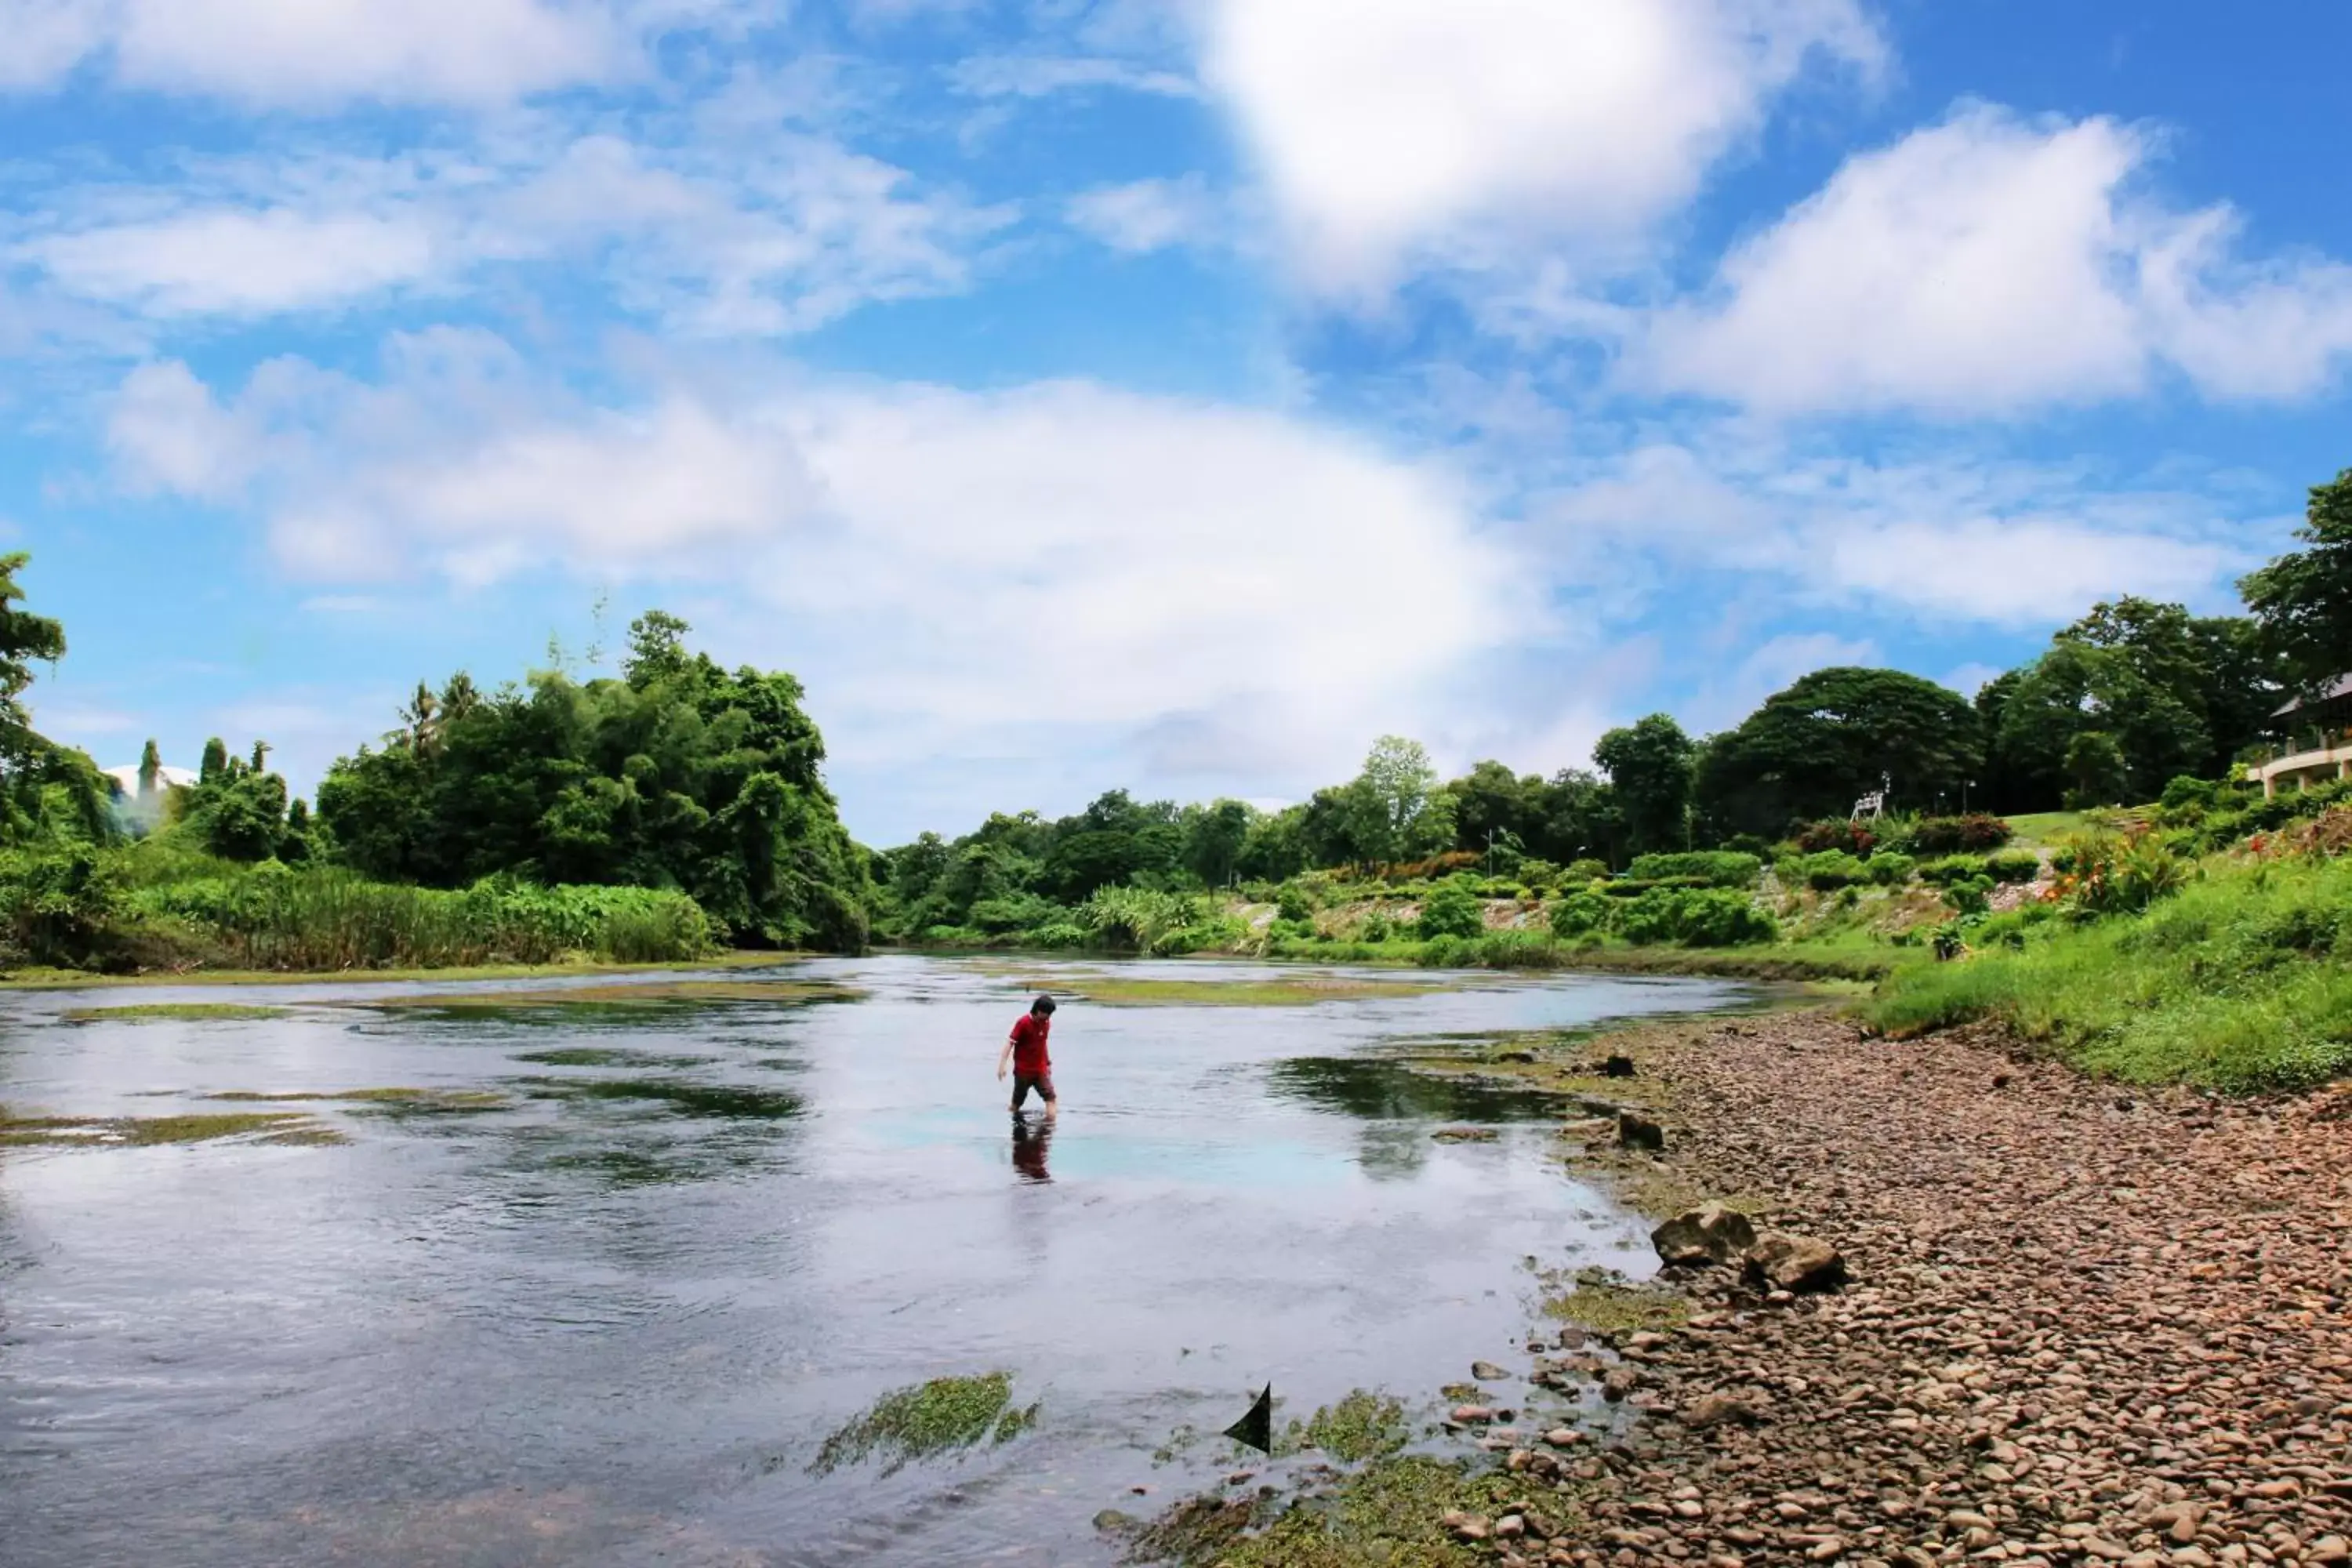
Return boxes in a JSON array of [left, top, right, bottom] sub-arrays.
[[997, 994, 1058, 1121]]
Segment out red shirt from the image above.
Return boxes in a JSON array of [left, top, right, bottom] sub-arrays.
[[1011, 1013, 1052, 1076]]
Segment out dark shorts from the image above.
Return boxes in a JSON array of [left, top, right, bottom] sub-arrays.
[[1011, 1071, 1056, 1108]]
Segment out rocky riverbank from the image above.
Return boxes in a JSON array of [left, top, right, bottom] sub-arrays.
[[1461, 1008, 2352, 1568]]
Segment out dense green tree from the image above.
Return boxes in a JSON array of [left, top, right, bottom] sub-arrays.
[[2242, 468, 2352, 688], [2064, 731, 2130, 808], [1446, 760, 1541, 855], [0, 554, 111, 845], [1593, 715, 1695, 855], [1181, 799, 1254, 887], [2056, 597, 2284, 776], [1695, 668, 1980, 839], [1235, 804, 1309, 881], [1991, 642, 2208, 812], [136, 739, 162, 800], [318, 612, 870, 950], [1527, 768, 1626, 868], [1343, 736, 1453, 865]]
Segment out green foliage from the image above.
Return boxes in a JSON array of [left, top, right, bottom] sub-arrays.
[[0, 844, 129, 967], [1871, 851, 2352, 1090], [1548, 891, 1610, 938], [1081, 885, 1201, 954], [318, 614, 868, 951], [1276, 883, 1315, 922], [1795, 850, 1869, 891], [809, 1373, 1029, 1476], [2055, 833, 2187, 916], [1594, 713, 1694, 854], [2240, 469, 2352, 688], [1626, 850, 1761, 887], [1696, 666, 1981, 838], [1611, 886, 1777, 947], [1940, 875, 1994, 916], [1565, 857, 1610, 883], [1864, 851, 1916, 885], [1918, 854, 1991, 887], [1984, 850, 2042, 884], [2062, 730, 2131, 809], [1904, 814, 2014, 853], [1414, 880, 1485, 941], [1792, 818, 1877, 855]]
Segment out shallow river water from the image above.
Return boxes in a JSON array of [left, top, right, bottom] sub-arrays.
[[0, 956, 1756, 1567]]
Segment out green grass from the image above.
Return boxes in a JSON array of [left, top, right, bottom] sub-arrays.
[[60, 1002, 291, 1022], [808, 1373, 1033, 1475], [365, 978, 858, 1011], [1869, 851, 2352, 1090], [0, 951, 804, 991], [2002, 811, 2091, 847]]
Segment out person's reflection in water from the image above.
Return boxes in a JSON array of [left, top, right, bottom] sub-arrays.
[[1011, 1113, 1054, 1183]]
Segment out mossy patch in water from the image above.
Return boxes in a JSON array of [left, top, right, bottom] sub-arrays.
[[1540, 1270, 1690, 1334], [2, 1110, 344, 1149], [206, 1087, 508, 1116], [521, 1076, 803, 1120], [367, 979, 861, 1013], [1292, 1390, 1410, 1465], [1066, 977, 1454, 1007], [1129, 1455, 1526, 1567], [61, 1003, 292, 1023], [511, 1047, 720, 1069], [808, 1372, 1029, 1475]]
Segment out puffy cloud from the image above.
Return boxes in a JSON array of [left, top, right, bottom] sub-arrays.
[[947, 53, 1195, 99], [1638, 105, 2352, 415], [104, 338, 1537, 794], [29, 209, 437, 317], [1200, 0, 1882, 294]]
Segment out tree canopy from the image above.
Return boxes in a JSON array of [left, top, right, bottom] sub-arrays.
[[317, 612, 869, 950], [1697, 667, 1980, 838], [2242, 468, 2352, 689], [1594, 715, 1695, 854]]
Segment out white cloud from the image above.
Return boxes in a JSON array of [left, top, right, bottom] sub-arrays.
[[1200, 0, 1882, 295], [1638, 104, 2352, 415], [31, 209, 437, 316], [106, 339, 1537, 793], [0, 0, 651, 106], [17, 133, 1007, 333], [1537, 437, 2252, 626], [1065, 175, 1221, 256], [108, 360, 263, 498], [948, 53, 1195, 99]]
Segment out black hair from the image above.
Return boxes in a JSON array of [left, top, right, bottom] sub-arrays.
[[1032, 994, 1057, 1015]]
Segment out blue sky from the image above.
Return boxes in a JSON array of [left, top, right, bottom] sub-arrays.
[[12, 0, 2352, 846]]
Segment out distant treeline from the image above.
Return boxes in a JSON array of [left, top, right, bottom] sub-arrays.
[[872, 466, 2352, 940]]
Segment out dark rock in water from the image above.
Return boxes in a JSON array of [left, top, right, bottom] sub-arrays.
[[1499, 1049, 1538, 1064], [1617, 1111, 1665, 1152], [1472, 1359, 1509, 1381], [1604, 1054, 1637, 1078], [1743, 1231, 1847, 1293], [1094, 1509, 1138, 1534], [1651, 1201, 1757, 1267]]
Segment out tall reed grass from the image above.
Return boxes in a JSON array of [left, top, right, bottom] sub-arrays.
[[132, 866, 714, 970]]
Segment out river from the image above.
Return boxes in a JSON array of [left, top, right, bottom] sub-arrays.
[[0, 955, 1755, 1566]]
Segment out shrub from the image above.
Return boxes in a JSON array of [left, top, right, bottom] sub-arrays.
[[1941, 875, 1994, 916], [1794, 819, 1876, 856], [1614, 887, 1777, 948], [1548, 891, 1610, 939], [1984, 850, 2041, 884], [2054, 832, 2187, 916], [1908, 814, 2014, 854], [1798, 851, 1869, 891], [1276, 884, 1315, 923], [1918, 854, 1990, 887], [2159, 775, 2218, 815], [1864, 852, 1916, 886], [1627, 851, 1762, 887], [1564, 858, 1610, 884], [1416, 881, 1486, 941], [0, 845, 131, 968], [1516, 858, 1562, 891], [1357, 910, 1394, 942]]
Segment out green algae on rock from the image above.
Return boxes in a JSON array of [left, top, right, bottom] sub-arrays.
[[2, 1109, 345, 1149], [808, 1372, 1032, 1476], [61, 1003, 293, 1024]]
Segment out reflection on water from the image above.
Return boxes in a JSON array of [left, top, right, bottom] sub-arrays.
[[0, 956, 1755, 1567], [1011, 1114, 1054, 1184]]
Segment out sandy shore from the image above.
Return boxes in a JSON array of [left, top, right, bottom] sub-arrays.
[[1485, 1009, 2352, 1568]]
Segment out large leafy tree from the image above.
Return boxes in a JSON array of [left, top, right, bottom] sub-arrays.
[[1990, 642, 2207, 812], [1593, 715, 1695, 854], [1446, 760, 1541, 855], [1343, 736, 1454, 865], [2242, 468, 2352, 688], [318, 612, 871, 950], [0, 553, 111, 845], [2056, 597, 2284, 776], [1695, 669, 1980, 838]]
